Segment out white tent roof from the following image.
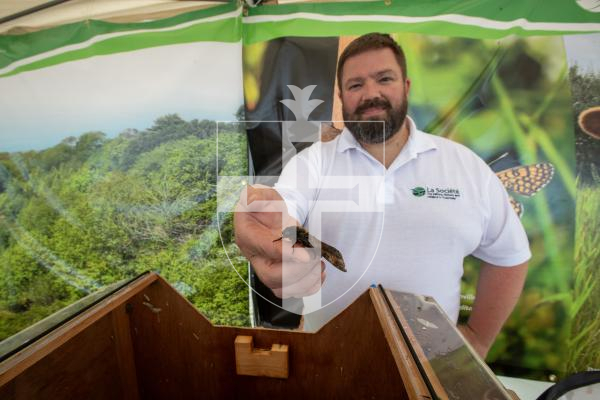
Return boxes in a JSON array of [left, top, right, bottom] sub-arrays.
[[0, 0, 225, 34]]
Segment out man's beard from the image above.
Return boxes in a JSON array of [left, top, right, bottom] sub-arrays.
[[343, 96, 408, 144]]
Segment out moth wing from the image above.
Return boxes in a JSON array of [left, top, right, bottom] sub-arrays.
[[508, 195, 524, 218], [496, 163, 554, 197], [320, 241, 346, 272]]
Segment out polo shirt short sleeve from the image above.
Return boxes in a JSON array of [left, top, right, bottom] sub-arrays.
[[471, 170, 532, 266]]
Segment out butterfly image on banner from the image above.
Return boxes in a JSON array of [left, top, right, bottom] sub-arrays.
[[489, 154, 555, 218]]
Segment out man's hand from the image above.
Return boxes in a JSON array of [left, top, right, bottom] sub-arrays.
[[234, 185, 325, 298]]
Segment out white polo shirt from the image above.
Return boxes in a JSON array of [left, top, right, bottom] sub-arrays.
[[275, 117, 531, 331]]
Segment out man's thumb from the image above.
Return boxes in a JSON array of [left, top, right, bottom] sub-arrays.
[[242, 185, 285, 212]]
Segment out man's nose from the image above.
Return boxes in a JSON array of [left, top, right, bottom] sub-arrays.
[[362, 79, 381, 100]]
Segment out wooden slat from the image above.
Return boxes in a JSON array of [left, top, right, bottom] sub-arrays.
[[9, 317, 122, 399], [235, 335, 288, 379], [383, 289, 449, 399], [0, 273, 158, 386], [369, 288, 432, 400], [383, 290, 517, 400], [111, 304, 140, 400]]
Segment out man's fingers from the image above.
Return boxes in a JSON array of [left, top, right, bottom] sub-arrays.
[[237, 184, 272, 207], [236, 185, 297, 238], [234, 185, 289, 260], [253, 230, 310, 261], [241, 185, 286, 211], [247, 184, 281, 202], [284, 257, 322, 286], [280, 241, 318, 263], [234, 209, 278, 258], [273, 261, 324, 298], [263, 254, 322, 293]]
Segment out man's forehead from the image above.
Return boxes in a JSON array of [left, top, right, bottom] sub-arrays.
[[341, 48, 402, 80], [344, 68, 397, 82]]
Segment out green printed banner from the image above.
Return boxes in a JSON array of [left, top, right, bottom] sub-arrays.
[[0, 0, 599, 386], [244, 0, 600, 43], [0, 3, 241, 77]]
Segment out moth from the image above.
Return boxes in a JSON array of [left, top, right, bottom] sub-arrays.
[[273, 226, 347, 272], [489, 153, 555, 218], [496, 163, 554, 218]]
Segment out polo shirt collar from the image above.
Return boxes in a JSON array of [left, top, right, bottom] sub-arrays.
[[403, 116, 438, 157], [336, 116, 437, 158], [337, 126, 361, 153]]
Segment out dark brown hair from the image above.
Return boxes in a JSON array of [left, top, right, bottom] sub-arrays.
[[337, 33, 407, 92]]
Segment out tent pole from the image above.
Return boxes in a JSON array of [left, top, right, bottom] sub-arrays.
[[0, 0, 73, 26]]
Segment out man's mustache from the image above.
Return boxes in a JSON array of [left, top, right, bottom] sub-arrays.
[[355, 98, 391, 115]]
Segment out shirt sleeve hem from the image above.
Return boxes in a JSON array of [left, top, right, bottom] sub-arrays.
[[472, 249, 532, 267]]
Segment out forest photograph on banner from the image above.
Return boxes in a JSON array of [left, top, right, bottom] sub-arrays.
[[0, 0, 599, 386], [0, 4, 251, 344]]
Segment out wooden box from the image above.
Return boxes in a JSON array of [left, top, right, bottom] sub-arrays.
[[0, 272, 515, 399]]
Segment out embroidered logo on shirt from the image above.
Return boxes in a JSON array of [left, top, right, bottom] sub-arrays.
[[411, 186, 461, 200], [411, 187, 426, 197]]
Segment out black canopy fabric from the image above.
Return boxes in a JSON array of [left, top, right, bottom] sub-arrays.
[[245, 36, 339, 327]]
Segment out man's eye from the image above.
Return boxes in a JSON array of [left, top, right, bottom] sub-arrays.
[[348, 83, 362, 90], [379, 76, 393, 83]]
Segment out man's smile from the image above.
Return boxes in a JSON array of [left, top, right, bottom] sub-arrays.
[[360, 106, 388, 118], [353, 98, 392, 120]]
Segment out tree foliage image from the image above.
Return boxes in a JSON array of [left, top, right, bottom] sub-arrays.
[[0, 114, 250, 341]]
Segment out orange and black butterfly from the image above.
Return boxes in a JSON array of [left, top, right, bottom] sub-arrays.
[[493, 158, 555, 218]]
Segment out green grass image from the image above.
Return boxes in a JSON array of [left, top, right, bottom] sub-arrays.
[[566, 182, 600, 373]]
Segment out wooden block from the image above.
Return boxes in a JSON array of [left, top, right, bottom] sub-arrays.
[[234, 335, 288, 379]]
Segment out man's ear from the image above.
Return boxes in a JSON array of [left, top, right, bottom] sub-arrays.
[[405, 78, 411, 95]]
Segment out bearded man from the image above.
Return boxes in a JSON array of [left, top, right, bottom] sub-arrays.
[[235, 33, 529, 358]]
